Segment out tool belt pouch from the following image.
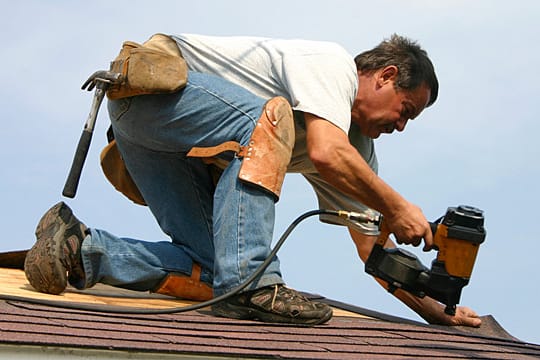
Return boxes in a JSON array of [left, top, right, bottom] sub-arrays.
[[100, 139, 147, 206], [239, 97, 294, 201], [106, 33, 188, 100], [188, 97, 294, 202]]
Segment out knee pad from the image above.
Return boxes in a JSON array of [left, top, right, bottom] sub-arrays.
[[153, 264, 213, 301]]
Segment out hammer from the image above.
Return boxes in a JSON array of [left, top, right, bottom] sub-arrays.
[[62, 70, 122, 198]]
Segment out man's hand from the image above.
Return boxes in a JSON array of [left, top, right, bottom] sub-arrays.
[[425, 305, 482, 327], [349, 229, 482, 329], [385, 201, 433, 251]]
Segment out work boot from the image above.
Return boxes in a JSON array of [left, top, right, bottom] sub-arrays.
[[212, 284, 333, 325], [24, 202, 87, 295]]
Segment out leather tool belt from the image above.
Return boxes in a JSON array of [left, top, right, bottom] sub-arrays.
[[101, 33, 188, 206], [100, 35, 294, 204], [106, 33, 188, 100], [100, 136, 146, 205], [187, 96, 295, 201]]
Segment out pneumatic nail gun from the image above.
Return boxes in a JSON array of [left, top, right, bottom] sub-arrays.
[[364, 205, 486, 315]]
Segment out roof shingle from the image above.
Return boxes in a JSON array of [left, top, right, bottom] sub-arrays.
[[1, 258, 539, 360], [2, 299, 540, 359]]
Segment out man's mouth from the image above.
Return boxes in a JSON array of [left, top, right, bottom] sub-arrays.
[[383, 124, 395, 134]]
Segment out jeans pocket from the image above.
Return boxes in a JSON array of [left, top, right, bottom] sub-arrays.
[[108, 98, 132, 122]]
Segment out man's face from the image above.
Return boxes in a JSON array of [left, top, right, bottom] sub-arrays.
[[353, 67, 431, 139]]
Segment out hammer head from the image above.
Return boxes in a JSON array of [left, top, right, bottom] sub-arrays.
[[81, 70, 123, 91]]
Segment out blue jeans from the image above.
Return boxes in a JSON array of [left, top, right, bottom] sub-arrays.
[[79, 72, 283, 296]]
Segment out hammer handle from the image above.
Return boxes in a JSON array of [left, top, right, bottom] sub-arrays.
[[61, 82, 107, 198], [62, 129, 93, 198]]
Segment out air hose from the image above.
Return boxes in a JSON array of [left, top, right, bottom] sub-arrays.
[[2, 209, 379, 314]]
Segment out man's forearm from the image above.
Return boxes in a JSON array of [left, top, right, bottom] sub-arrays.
[[304, 114, 406, 217], [304, 115, 433, 247]]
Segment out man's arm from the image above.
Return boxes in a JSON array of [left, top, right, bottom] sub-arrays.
[[348, 228, 482, 327], [303, 114, 480, 326], [304, 114, 433, 248]]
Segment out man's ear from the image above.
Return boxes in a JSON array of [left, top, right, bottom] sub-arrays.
[[376, 65, 399, 86]]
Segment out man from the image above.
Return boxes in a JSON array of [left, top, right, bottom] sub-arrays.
[[25, 33, 481, 327]]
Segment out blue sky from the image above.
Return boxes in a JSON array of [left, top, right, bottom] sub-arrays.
[[1, 0, 539, 344]]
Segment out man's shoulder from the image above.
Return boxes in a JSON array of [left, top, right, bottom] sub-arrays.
[[266, 38, 350, 58], [176, 33, 349, 56]]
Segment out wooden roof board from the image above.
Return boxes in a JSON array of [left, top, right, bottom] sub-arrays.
[[2, 262, 540, 359]]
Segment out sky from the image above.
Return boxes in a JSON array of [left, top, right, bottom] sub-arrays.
[[1, 0, 539, 345]]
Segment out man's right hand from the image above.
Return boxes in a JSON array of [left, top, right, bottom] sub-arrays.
[[385, 201, 433, 251]]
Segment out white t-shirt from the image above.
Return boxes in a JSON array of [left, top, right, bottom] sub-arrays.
[[172, 34, 379, 234], [173, 34, 355, 133]]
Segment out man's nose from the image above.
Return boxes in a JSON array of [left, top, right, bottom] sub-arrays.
[[395, 118, 408, 132]]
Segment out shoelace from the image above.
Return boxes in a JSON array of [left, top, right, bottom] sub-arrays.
[[270, 285, 310, 310], [270, 284, 279, 310]]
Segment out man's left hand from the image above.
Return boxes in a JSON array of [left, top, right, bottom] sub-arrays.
[[429, 306, 482, 327]]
